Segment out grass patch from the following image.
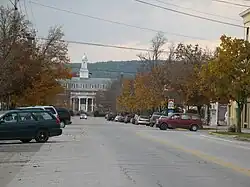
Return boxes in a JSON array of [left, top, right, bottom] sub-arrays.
[[210, 131, 250, 141]]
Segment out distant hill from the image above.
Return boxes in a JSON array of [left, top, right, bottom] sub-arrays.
[[69, 60, 144, 79]]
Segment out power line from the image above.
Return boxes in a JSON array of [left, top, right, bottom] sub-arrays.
[[38, 37, 158, 52], [22, 0, 30, 21], [134, 0, 244, 28], [29, 1, 207, 41], [28, 0, 38, 30], [154, 0, 241, 21], [212, 0, 250, 8], [8, 0, 15, 7]]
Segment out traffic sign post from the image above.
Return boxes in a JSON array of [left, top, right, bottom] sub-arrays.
[[168, 99, 175, 114]]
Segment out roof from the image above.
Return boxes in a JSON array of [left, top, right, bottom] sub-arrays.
[[70, 77, 113, 84], [17, 106, 55, 108], [239, 8, 250, 18], [1, 109, 46, 113]]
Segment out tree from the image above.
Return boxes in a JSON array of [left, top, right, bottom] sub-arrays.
[[117, 79, 136, 112], [95, 80, 120, 112], [133, 73, 152, 112], [204, 35, 250, 132], [137, 32, 169, 112], [0, 6, 71, 107], [173, 43, 213, 114], [137, 32, 167, 71], [0, 6, 33, 103]]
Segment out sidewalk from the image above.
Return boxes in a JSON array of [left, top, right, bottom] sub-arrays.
[[202, 125, 250, 133]]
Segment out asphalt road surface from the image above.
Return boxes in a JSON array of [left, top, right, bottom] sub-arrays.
[[1, 117, 250, 187]]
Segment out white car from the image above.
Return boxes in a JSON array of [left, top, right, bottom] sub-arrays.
[[80, 114, 87, 119]]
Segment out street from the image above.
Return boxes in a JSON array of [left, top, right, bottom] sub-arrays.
[[1, 117, 250, 187]]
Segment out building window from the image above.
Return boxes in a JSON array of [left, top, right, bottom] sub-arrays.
[[247, 27, 249, 41], [82, 84, 84, 88], [91, 84, 94, 89]]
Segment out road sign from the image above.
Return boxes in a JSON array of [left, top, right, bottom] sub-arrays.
[[168, 99, 174, 109]]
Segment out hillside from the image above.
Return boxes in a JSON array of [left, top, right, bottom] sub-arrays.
[[69, 60, 143, 78]]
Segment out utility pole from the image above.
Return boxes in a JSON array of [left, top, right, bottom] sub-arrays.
[[13, 0, 19, 20], [12, 0, 19, 41]]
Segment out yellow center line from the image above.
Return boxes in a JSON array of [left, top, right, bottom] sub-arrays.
[[136, 131, 250, 177]]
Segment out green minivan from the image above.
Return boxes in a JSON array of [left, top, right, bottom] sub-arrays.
[[0, 109, 62, 143]]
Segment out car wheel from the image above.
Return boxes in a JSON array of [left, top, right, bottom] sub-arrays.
[[60, 121, 66, 128], [190, 124, 198, 131], [35, 129, 49, 143], [20, 139, 32, 143], [160, 123, 168, 130]]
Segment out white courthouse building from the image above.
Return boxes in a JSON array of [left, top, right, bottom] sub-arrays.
[[63, 55, 112, 112]]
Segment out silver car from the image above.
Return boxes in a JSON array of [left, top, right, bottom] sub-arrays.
[[136, 115, 150, 125]]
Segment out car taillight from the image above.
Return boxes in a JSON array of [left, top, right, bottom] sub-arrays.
[[56, 116, 60, 124]]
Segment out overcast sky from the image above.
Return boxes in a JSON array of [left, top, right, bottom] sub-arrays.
[[1, 0, 249, 62]]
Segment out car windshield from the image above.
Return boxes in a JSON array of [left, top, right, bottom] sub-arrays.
[[140, 116, 149, 119]]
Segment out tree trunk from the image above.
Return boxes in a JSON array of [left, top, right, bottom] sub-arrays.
[[197, 105, 202, 116], [206, 104, 210, 126], [236, 102, 243, 133]]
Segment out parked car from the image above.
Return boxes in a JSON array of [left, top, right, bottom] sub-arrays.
[[114, 115, 124, 122], [80, 113, 87, 119], [156, 115, 169, 128], [69, 110, 74, 116], [131, 114, 139, 124], [0, 109, 62, 143], [16, 106, 63, 128], [55, 107, 72, 127], [118, 116, 125, 122], [149, 112, 163, 127], [135, 115, 150, 125], [107, 113, 116, 121], [158, 113, 203, 131], [124, 114, 134, 123]]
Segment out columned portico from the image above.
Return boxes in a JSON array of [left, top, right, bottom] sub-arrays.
[[71, 96, 95, 112]]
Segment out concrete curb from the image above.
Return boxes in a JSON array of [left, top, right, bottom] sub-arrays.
[[209, 132, 250, 142]]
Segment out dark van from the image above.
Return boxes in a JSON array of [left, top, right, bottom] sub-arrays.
[[55, 107, 72, 126]]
